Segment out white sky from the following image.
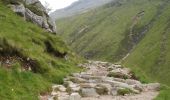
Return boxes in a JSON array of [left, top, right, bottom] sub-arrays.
[[39, 0, 78, 12]]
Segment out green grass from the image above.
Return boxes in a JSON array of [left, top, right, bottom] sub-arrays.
[[56, 0, 170, 99], [122, 2, 170, 99], [155, 88, 170, 100], [117, 88, 134, 96], [0, 1, 82, 99], [56, 0, 163, 62], [0, 66, 50, 100]]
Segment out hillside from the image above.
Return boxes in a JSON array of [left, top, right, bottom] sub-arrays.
[[50, 0, 112, 20], [56, 0, 170, 99], [0, 0, 81, 99], [57, 0, 163, 62]]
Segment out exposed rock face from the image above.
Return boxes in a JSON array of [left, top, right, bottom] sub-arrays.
[[8, 0, 56, 33], [24, 0, 39, 5], [9, 4, 25, 17]]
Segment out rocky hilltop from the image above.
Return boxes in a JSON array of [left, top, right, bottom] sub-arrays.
[[5, 0, 56, 33]]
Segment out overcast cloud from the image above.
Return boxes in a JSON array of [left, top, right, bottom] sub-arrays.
[[39, 0, 78, 12]]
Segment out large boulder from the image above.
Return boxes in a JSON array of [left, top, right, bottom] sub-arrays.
[[8, 0, 56, 33]]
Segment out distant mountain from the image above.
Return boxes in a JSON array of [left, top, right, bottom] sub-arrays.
[[50, 0, 113, 20]]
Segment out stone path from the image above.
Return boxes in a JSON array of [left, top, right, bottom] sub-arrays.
[[40, 61, 160, 100]]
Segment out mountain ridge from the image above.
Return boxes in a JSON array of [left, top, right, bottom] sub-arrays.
[[50, 0, 113, 20]]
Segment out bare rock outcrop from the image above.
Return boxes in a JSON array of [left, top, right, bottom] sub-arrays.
[[8, 0, 56, 33]]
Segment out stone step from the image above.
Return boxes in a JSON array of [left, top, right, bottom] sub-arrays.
[[46, 61, 160, 100]]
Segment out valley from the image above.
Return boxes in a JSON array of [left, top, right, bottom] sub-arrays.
[[0, 0, 170, 99], [56, 0, 170, 99]]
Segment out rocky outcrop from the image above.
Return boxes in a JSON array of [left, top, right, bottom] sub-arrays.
[[41, 61, 160, 100], [8, 0, 56, 33]]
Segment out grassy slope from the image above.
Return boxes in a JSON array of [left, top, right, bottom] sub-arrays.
[[0, 1, 81, 100], [57, 0, 162, 62], [56, 0, 170, 99], [122, 1, 170, 99]]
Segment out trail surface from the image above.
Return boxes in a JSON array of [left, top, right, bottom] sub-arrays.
[[40, 61, 160, 100]]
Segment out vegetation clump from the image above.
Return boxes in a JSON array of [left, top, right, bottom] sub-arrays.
[[117, 88, 133, 96]]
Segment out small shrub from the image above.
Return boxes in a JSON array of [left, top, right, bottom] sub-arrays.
[[117, 88, 133, 96], [25, 4, 43, 16]]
